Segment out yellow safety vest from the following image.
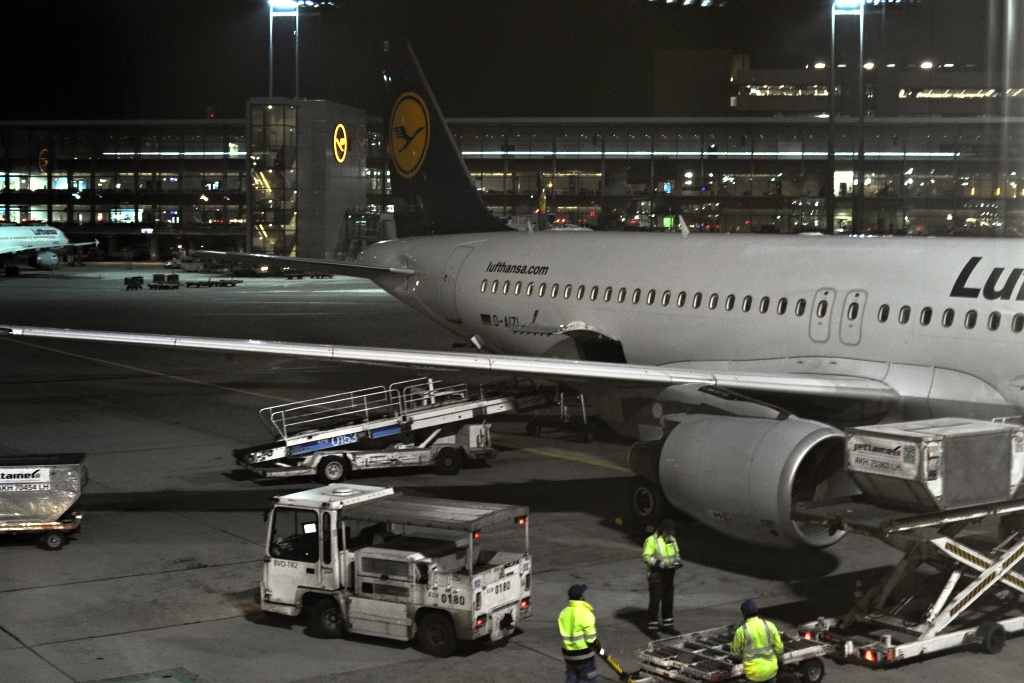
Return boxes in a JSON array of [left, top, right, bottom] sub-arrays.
[[557, 599, 597, 661], [642, 533, 681, 575], [731, 616, 783, 682]]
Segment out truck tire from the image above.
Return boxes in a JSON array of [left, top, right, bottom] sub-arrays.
[[40, 531, 67, 551], [798, 657, 825, 683], [629, 478, 666, 524], [434, 448, 463, 476], [977, 621, 1006, 654], [316, 456, 349, 484], [309, 598, 345, 638], [417, 612, 457, 657]]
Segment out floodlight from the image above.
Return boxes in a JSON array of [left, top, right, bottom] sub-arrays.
[[833, 0, 863, 15]]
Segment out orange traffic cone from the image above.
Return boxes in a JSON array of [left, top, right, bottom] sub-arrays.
[[853, 579, 865, 605]]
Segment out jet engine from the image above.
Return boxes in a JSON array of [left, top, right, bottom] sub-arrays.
[[28, 251, 60, 270], [629, 409, 853, 549]]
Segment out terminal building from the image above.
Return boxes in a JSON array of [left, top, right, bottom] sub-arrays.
[[2, 46, 1023, 260]]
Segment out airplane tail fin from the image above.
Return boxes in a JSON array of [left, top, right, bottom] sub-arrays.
[[383, 39, 511, 238]]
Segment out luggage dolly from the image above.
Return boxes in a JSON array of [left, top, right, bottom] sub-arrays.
[[0, 512, 83, 550], [632, 625, 832, 682], [794, 499, 1024, 667]]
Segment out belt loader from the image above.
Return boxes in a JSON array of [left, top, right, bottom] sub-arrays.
[[260, 484, 532, 657]]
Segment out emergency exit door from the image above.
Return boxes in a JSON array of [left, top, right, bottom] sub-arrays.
[[442, 246, 473, 323], [809, 288, 835, 343], [839, 290, 867, 346]]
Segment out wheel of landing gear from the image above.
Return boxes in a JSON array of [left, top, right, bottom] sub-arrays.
[[977, 621, 1006, 654], [629, 478, 666, 523], [315, 456, 350, 484], [798, 657, 825, 683]]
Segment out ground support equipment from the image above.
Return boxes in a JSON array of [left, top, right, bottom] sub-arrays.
[[632, 626, 831, 682], [124, 276, 144, 290], [185, 277, 241, 287], [0, 453, 88, 550], [793, 497, 1024, 667], [235, 378, 549, 480], [524, 387, 595, 441], [148, 273, 180, 289]]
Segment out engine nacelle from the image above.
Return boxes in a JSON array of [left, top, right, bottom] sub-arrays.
[[28, 251, 60, 270], [633, 413, 852, 548]]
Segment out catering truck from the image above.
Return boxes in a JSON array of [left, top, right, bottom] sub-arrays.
[[260, 484, 532, 656]]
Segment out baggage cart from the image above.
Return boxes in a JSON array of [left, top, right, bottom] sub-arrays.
[[0, 453, 87, 550]]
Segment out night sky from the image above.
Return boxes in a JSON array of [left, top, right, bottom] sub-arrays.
[[3, 0, 1005, 121]]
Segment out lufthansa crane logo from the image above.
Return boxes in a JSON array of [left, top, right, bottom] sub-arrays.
[[333, 123, 349, 164], [389, 91, 430, 178]]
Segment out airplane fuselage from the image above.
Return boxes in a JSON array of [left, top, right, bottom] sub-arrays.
[[0, 224, 71, 272], [361, 232, 1024, 420]]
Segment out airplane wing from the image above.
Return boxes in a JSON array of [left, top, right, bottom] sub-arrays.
[[0, 324, 898, 404], [192, 250, 414, 279]]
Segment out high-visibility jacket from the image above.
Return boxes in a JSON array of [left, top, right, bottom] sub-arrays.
[[642, 533, 681, 576], [730, 616, 784, 682], [557, 599, 598, 661]]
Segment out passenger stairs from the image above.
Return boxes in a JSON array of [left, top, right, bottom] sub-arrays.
[[235, 378, 547, 467]]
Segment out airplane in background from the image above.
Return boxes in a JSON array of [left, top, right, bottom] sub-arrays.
[[0, 223, 97, 276], [6, 40, 1024, 551]]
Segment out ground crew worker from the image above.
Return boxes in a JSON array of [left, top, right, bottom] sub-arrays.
[[730, 599, 784, 683], [558, 584, 600, 682], [642, 518, 681, 634]]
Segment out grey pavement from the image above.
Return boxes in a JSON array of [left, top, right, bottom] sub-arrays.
[[0, 264, 1019, 683]]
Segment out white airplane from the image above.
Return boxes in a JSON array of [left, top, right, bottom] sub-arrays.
[[4, 41, 1024, 551], [0, 223, 97, 276]]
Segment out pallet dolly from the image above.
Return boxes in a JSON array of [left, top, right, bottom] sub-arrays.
[[631, 625, 832, 682], [794, 498, 1024, 667]]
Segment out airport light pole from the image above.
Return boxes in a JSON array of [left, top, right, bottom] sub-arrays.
[[268, 0, 300, 98]]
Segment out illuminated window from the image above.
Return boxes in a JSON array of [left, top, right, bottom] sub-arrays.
[[480, 279, 487, 293], [514, 281, 522, 295], [491, 281, 498, 294], [502, 281, 510, 295], [538, 283, 546, 297], [551, 284, 560, 298], [526, 282, 534, 297]]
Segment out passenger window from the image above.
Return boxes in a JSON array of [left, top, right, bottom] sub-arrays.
[[618, 287, 627, 303], [502, 281, 510, 295], [604, 287, 612, 302], [989, 311, 1001, 331], [725, 294, 735, 311], [692, 292, 703, 309], [878, 304, 890, 323], [564, 285, 572, 300], [661, 290, 671, 307], [898, 306, 911, 324], [632, 288, 641, 305], [919, 307, 931, 326], [590, 286, 599, 301], [708, 293, 718, 310], [846, 302, 858, 320], [778, 298, 788, 315], [965, 310, 978, 329], [526, 282, 534, 297], [942, 308, 954, 327], [480, 279, 487, 293], [514, 281, 522, 295], [816, 300, 828, 318], [646, 289, 656, 306], [551, 284, 559, 298], [538, 283, 546, 298], [795, 299, 806, 316], [742, 295, 752, 312], [491, 280, 498, 294], [576, 285, 585, 300], [1013, 313, 1024, 333], [759, 296, 770, 314], [676, 291, 686, 308]]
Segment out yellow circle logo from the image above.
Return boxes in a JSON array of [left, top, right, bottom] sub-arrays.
[[333, 123, 348, 164], [389, 92, 430, 178]]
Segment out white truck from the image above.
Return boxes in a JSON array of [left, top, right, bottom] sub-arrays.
[[260, 484, 532, 657]]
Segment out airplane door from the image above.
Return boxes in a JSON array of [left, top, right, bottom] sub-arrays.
[[839, 290, 867, 346], [442, 246, 472, 324], [809, 288, 836, 343]]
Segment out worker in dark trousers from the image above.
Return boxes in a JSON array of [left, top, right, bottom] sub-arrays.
[[730, 599, 784, 683], [642, 518, 682, 635], [558, 584, 600, 683]]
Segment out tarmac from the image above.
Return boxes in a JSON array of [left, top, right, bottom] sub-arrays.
[[0, 263, 1020, 683]]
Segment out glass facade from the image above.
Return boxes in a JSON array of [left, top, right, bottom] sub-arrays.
[[248, 102, 298, 256]]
